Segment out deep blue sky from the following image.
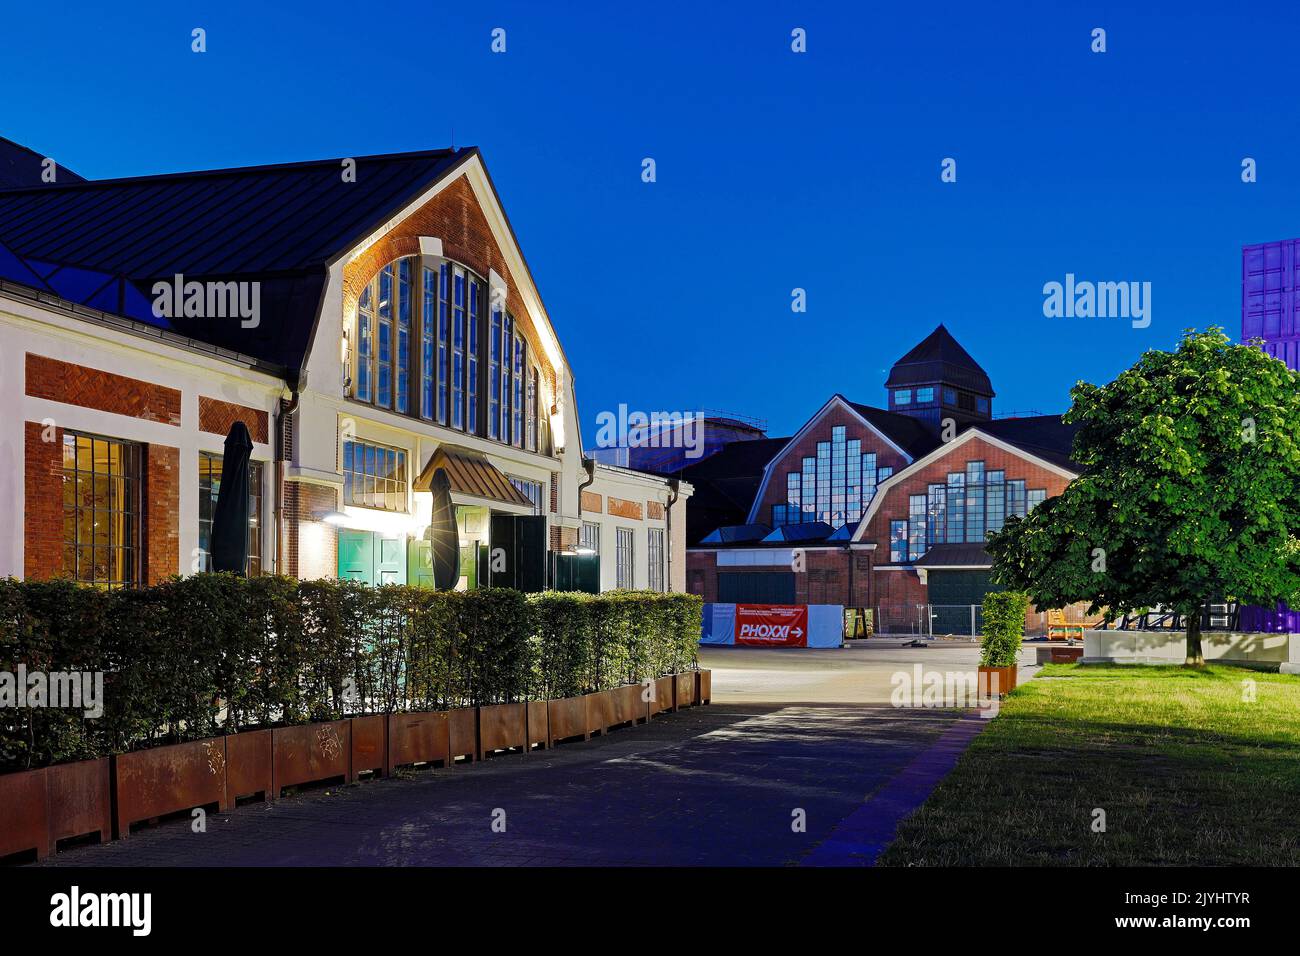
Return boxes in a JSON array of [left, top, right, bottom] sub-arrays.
[[4, 1, 1298, 441]]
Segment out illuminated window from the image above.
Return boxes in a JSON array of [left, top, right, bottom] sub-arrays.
[[343, 439, 408, 512], [61, 432, 140, 589]]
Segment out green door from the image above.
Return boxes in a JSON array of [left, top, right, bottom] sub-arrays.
[[375, 533, 407, 585], [338, 530, 407, 586], [338, 530, 375, 585], [408, 538, 435, 588], [928, 570, 1000, 635]]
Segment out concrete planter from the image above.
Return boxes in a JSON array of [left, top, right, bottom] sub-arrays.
[[548, 695, 588, 743], [47, 757, 112, 851], [696, 669, 712, 704], [526, 700, 549, 750], [388, 711, 450, 770], [224, 729, 274, 805], [978, 665, 1017, 697], [675, 672, 696, 709], [0, 766, 49, 861], [610, 684, 648, 728], [649, 676, 675, 716], [448, 707, 478, 764], [478, 703, 527, 758], [350, 715, 388, 779], [272, 720, 351, 794], [115, 737, 228, 837]]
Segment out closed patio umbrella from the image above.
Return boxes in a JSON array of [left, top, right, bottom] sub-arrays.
[[209, 421, 253, 574], [428, 467, 459, 590]]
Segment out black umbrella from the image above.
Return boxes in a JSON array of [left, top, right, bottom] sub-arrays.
[[209, 421, 253, 574], [428, 467, 459, 590]]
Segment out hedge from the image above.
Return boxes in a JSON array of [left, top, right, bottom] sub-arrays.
[[0, 576, 701, 773], [980, 590, 1030, 667]]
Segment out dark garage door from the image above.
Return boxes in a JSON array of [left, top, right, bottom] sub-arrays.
[[927, 570, 1002, 635]]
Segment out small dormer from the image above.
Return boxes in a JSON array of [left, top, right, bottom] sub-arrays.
[[885, 324, 994, 432]]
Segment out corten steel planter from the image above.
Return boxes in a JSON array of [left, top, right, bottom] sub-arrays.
[[478, 703, 527, 758], [272, 719, 351, 795], [610, 683, 648, 728], [447, 707, 478, 764], [388, 711, 450, 770], [675, 672, 696, 709], [46, 757, 112, 851], [350, 715, 388, 779], [0, 767, 49, 861], [115, 737, 228, 838], [548, 695, 589, 743], [696, 669, 712, 705], [526, 700, 549, 750], [224, 729, 274, 805], [978, 665, 1018, 697], [649, 676, 675, 716], [586, 689, 618, 736]]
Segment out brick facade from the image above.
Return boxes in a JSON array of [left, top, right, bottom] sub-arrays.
[[751, 405, 910, 527], [25, 353, 181, 426], [144, 444, 180, 584], [281, 482, 338, 581], [341, 175, 556, 398], [23, 420, 63, 581], [199, 396, 268, 444], [646, 500, 664, 520], [580, 490, 602, 513]]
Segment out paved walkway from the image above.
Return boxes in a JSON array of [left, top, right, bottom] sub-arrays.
[[41, 645, 1007, 866]]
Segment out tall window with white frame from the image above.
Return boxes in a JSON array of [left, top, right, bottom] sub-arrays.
[[500, 312, 514, 442], [616, 527, 634, 588], [467, 277, 479, 434], [512, 330, 524, 447], [580, 521, 600, 555], [452, 268, 465, 429], [488, 304, 502, 439], [376, 264, 393, 409], [648, 528, 665, 592], [198, 452, 264, 575]]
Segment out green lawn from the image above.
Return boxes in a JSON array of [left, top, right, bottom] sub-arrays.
[[878, 663, 1300, 866]]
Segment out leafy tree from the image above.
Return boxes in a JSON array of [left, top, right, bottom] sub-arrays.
[[988, 328, 1300, 666]]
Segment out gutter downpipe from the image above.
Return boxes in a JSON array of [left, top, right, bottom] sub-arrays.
[[665, 477, 681, 593], [274, 388, 301, 576]]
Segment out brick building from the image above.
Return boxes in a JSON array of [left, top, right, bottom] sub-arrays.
[[683, 326, 1079, 633], [0, 140, 688, 592]]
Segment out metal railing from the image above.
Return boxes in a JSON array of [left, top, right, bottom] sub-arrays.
[[871, 603, 1100, 638]]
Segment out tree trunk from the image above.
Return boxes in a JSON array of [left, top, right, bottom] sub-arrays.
[[1184, 609, 1205, 667]]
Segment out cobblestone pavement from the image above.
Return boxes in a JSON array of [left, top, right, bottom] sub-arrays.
[[40, 646, 990, 866]]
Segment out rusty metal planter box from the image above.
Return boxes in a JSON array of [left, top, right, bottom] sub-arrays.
[[388, 711, 450, 769], [115, 737, 228, 837], [548, 695, 589, 743], [696, 669, 712, 704], [478, 703, 526, 758], [47, 757, 112, 850], [224, 729, 274, 805], [272, 720, 351, 794], [350, 715, 388, 778], [675, 672, 696, 709], [526, 700, 549, 750], [0, 767, 49, 860], [611, 684, 647, 728], [585, 689, 618, 736], [649, 676, 675, 716], [448, 707, 478, 763]]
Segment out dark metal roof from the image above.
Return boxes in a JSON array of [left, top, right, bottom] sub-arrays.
[[0, 136, 86, 190], [413, 444, 533, 507], [844, 399, 943, 458], [699, 523, 773, 545], [911, 542, 992, 567], [884, 324, 994, 395], [977, 415, 1080, 471], [679, 436, 790, 544], [0, 147, 473, 375], [762, 521, 834, 543]]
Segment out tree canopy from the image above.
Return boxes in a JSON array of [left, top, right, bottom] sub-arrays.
[[987, 328, 1300, 665]]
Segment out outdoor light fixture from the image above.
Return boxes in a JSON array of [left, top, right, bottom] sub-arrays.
[[549, 403, 565, 452], [316, 510, 348, 525]]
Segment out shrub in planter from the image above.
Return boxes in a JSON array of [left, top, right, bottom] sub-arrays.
[[980, 591, 1031, 695]]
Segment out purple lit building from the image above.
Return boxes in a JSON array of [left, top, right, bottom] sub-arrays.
[[1242, 239, 1300, 370]]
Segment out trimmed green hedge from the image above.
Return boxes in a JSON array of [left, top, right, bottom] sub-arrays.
[[980, 590, 1030, 667], [0, 576, 701, 773]]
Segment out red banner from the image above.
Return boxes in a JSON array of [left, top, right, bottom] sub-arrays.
[[735, 604, 809, 647]]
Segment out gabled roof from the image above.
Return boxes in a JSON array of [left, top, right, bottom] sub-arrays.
[[0, 147, 473, 376], [762, 521, 834, 543], [698, 524, 772, 545], [413, 443, 533, 507], [976, 415, 1080, 471], [0, 136, 86, 189], [884, 323, 994, 395]]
